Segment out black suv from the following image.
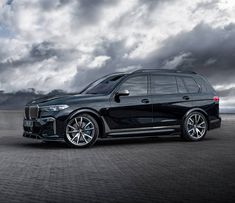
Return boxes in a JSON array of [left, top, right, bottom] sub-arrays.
[[23, 69, 221, 147]]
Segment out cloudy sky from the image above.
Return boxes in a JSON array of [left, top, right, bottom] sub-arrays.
[[0, 0, 235, 108]]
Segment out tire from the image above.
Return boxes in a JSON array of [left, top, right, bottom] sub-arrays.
[[181, 111, 208, 141], [65, 113, 99, 148]]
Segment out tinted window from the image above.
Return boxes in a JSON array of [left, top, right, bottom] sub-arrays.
[[151, 75, 177, 94], [119, 75, 147, 96], [195, 77, 215, 93], [194, 78, 208, 93], [84, 74, 124, 94], [183, 77, 199, 93], [176, 77, 187, 93]]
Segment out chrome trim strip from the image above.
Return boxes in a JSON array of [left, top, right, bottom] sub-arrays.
[[109, 125, 180, 134], [108, 129, 174, 135], [161, 119, 177, 122], [53, 119, 56, 134], [108, 129, 175, 136]]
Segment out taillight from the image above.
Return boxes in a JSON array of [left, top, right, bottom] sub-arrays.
[[213, 96, 219, 102]]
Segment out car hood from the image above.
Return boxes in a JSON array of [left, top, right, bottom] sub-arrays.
[[26, 93, 104, 106]]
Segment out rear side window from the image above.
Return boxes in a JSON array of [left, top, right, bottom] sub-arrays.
[[195, 77, 215, 93], [183, 77, 199, 93], [176, 77, 187, 93], [151, 75, 178, 94], [119, 75, 147, 96]]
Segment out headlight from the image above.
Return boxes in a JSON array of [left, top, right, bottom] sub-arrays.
[[40, 104, 69, 112]]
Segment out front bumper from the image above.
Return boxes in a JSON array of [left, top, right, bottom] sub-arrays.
[[23, 117, 63, 141]]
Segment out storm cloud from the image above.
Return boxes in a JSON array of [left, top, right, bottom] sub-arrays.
[[0, 0, 235, 108]]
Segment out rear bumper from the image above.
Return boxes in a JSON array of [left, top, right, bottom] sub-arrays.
[[209, 117, 221, 130], [23, 117, 64, 141]]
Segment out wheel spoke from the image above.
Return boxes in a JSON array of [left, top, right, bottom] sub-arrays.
[[195, 128, 199, 137], [196, 128, 201, 137], [68, 125, 76, 130], [195, 115, 198, 123], [196, 115, 200, 124], [83, 133, 92, 139], [71, 133, 79, 141], [84, 122, 91, 129], [82, 134, 88, 143], [84, 127, 94, 131], [197, 126, 205, 129], [189, 118, 194, 125], [188, 128, 195, 136], [75, 118, 80, 128], [76, 133, 81, 144], [194, 114, 197, 124], [197, 121, 205, 127], [67, 130, 79, 133], [80, 117, 83, 127], [198, 116, 201, 124]]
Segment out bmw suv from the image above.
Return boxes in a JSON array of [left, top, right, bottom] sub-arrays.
[[23, 69, 221, 147]]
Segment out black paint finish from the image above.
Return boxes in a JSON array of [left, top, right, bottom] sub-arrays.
[[23, 69, 221, 140]]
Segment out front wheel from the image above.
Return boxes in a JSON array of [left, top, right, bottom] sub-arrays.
[[181, 112, 208, 141], [65, 114, 99, 148]]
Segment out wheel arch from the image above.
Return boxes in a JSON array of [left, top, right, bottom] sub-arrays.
[[183, 108, 210, 129], [68, 108, 105, 138]]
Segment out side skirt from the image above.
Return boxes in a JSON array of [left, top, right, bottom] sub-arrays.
[[107, 125, 181, 137]]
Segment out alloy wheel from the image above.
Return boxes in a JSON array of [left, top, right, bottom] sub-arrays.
[[66, 116, 95, 146], [186, 113, 207, 139]]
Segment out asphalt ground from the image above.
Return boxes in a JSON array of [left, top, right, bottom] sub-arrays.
[[0, 112, 234, 203]]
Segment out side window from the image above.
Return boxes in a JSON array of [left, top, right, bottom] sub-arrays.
[[176, 77, 188, 93], [118, 75, 147, 96], [151, 75, 178, 95], [183, 77, 199, 93], [195, 77, 213, 93]]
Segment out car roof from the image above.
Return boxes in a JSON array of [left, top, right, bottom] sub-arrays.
[[108, 69, 198, 78], [130, 69, 197, 75]]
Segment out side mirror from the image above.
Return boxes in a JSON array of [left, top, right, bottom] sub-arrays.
[[116, 89, 130, 97], [114, 90, 129, 102]]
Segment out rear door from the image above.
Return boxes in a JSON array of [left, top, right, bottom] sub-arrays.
[[151, 74, 194, 127], [180, 76, 202, 110]]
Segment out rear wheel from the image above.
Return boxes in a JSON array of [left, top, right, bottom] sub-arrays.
[[65, 114, 99, 148], [181, 111, 208, 141]]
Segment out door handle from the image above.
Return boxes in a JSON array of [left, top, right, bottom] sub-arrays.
[[183, 96, 190, 100], [141, 99, 150, 104]]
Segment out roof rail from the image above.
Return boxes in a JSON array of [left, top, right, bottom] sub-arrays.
[[132, 69, 197, 74]]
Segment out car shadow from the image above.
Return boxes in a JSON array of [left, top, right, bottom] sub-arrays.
[[16, 135, 217, 150]]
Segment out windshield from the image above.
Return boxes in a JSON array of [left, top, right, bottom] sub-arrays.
[[81, 74, 125, 95]]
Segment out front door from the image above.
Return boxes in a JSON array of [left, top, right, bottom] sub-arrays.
[[106, 74, 152, 130]]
